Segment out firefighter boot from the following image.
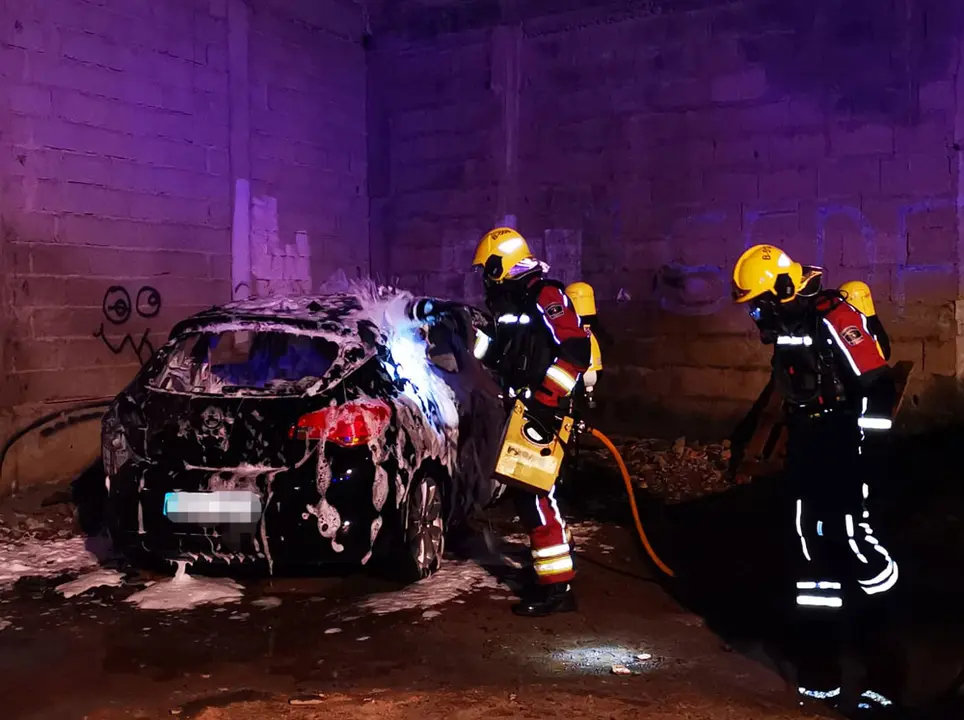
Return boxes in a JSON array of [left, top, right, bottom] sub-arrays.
[[512, 582, 577, 617]]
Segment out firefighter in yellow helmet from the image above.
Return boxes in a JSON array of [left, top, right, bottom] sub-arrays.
[[733, 244, 898, 712], [469, 227, 591, 617]]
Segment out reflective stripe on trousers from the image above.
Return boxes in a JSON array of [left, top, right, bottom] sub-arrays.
[[514, 485, 575, 585]]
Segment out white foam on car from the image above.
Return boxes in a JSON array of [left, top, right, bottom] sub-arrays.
[[124, 560, 243, 611], [341, 560, 507, 618], [0, 537, 101, 592], [55, 568, 126, 598]]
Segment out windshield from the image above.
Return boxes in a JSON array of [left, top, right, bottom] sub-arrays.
[[148, 329, 340, 396]]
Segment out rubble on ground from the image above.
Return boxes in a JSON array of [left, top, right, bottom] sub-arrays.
[[585, 436, 738, 504], [0, 485, 78, 543]]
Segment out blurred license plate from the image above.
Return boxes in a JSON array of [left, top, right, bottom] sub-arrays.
[[163, 491, 261, 525]]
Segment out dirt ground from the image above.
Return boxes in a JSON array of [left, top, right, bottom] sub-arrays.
[[5, 425, 964, 720], [0, 478, 834, 720]]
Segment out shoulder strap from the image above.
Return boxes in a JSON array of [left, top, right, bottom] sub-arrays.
[[526, 276, 566, 301]]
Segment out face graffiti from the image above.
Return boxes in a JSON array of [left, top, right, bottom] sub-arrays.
[[93, 285, 163, 366]]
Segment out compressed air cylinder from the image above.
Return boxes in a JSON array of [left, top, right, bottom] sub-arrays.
[[566, 282, 603, 381]]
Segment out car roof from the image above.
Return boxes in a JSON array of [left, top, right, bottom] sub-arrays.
[[169, 292, 392, 341]]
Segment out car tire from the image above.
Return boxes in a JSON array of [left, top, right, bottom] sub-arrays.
[[398, 469, 445, 582]]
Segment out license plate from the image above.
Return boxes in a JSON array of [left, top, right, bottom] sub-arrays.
[[163, 491, 262, 525]]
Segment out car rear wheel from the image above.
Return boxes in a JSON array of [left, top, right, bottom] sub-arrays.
[[400, 471, 445, 582]]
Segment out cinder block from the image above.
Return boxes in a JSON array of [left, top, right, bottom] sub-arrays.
[[0, 147, 61, 180], [28, 244, 211, 280], [57, 214, 228, 254], [887, 339, 924, 368], [919, 81, 954, 112], [146, 52, 195, 89], [904, 205, 957, 266], [744, 209, 805, 252], [194, 66, 228, 95], [673, 365, 728, 398], [31, 307, 107, 340], [149, 167, 228, 201], [10, 339, 62, 373], [712, 137, 769, 169], [897, 270, 957, 308], [709, 101, 790, 136], [721, 368, 772, 401], [60, 29, 127, 70], [0, 46, 28, 80], [12, 367, 134, 404], [209, 254, 232, 280], [923, 339, 956, 376], [206, 148, 231, 176], [891, 303, 956, 341], [1, 19, 56, 53], [880, 155, 954, 198], [0, 211, 57, 244], [11, 275, 106, 308], [59, 152, 113, 187], [136, 138, 208, 172], [127, 192, 210, 225], [702, 171, 758, 203], [207, 0, 228, 19], [392, 101, 492, 140], [27, 53, 126, 100], [758, 167, 817, 203], [817, 157, 881, 198], [895, 120, 954, 156], [829, 124, 894, 157], [37, 180, 131, 217], [768, 132, 827, 167], [8, 84, 52, 116], [55, 89, 123, 130], [710, 68, 767, 103]]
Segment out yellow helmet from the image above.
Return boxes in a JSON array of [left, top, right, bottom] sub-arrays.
[[839, 280, 877, 317], [472, 227, 535, 283], [565, 282, 597, 318], [732, 244, 810, 304]]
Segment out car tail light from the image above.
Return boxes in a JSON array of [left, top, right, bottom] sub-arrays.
[[289, 401, 392, 447]]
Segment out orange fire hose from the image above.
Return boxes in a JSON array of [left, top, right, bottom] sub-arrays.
[[589, 427, 676, 578]]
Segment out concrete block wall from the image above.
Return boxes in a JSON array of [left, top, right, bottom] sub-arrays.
[[248, 0, 369, 293], [0, 0, 367, 493], [370, 0, 964, 437], [369, 27, 501, 302]]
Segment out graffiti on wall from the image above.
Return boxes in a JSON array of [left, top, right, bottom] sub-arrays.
[[93, 285, 162, 366], [651, 196, 961, 315]]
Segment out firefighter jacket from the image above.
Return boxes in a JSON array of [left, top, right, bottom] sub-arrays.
[[473, 274, 592, 409], [760, 291, 895, 428]]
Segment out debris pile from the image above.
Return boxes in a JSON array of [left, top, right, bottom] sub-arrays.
[[586, 436, 736, 504]]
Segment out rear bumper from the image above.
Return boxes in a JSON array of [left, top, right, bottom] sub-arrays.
[[107, 446, 390, 568]]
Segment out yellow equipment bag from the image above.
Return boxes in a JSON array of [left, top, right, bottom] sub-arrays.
[[494, 400, 574, 494]]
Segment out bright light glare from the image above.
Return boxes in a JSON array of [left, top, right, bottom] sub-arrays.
[[548, 644, 658, 674], [385, 330, 458, 428]]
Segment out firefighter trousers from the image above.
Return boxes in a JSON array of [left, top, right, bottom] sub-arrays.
[[512, 484, 575, 585]]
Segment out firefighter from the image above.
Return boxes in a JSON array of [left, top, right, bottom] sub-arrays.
[[469, 227, 591, 616], [732, 244, 899, 713]]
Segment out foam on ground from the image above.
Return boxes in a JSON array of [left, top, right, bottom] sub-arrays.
[[343, 560, 506, 618], [55, 568, 126, 598], [0, 537, 101, 592], [124, 560, 244, 611]]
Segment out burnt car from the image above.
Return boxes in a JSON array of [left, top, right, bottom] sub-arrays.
[[102, 288, 507, 581]]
